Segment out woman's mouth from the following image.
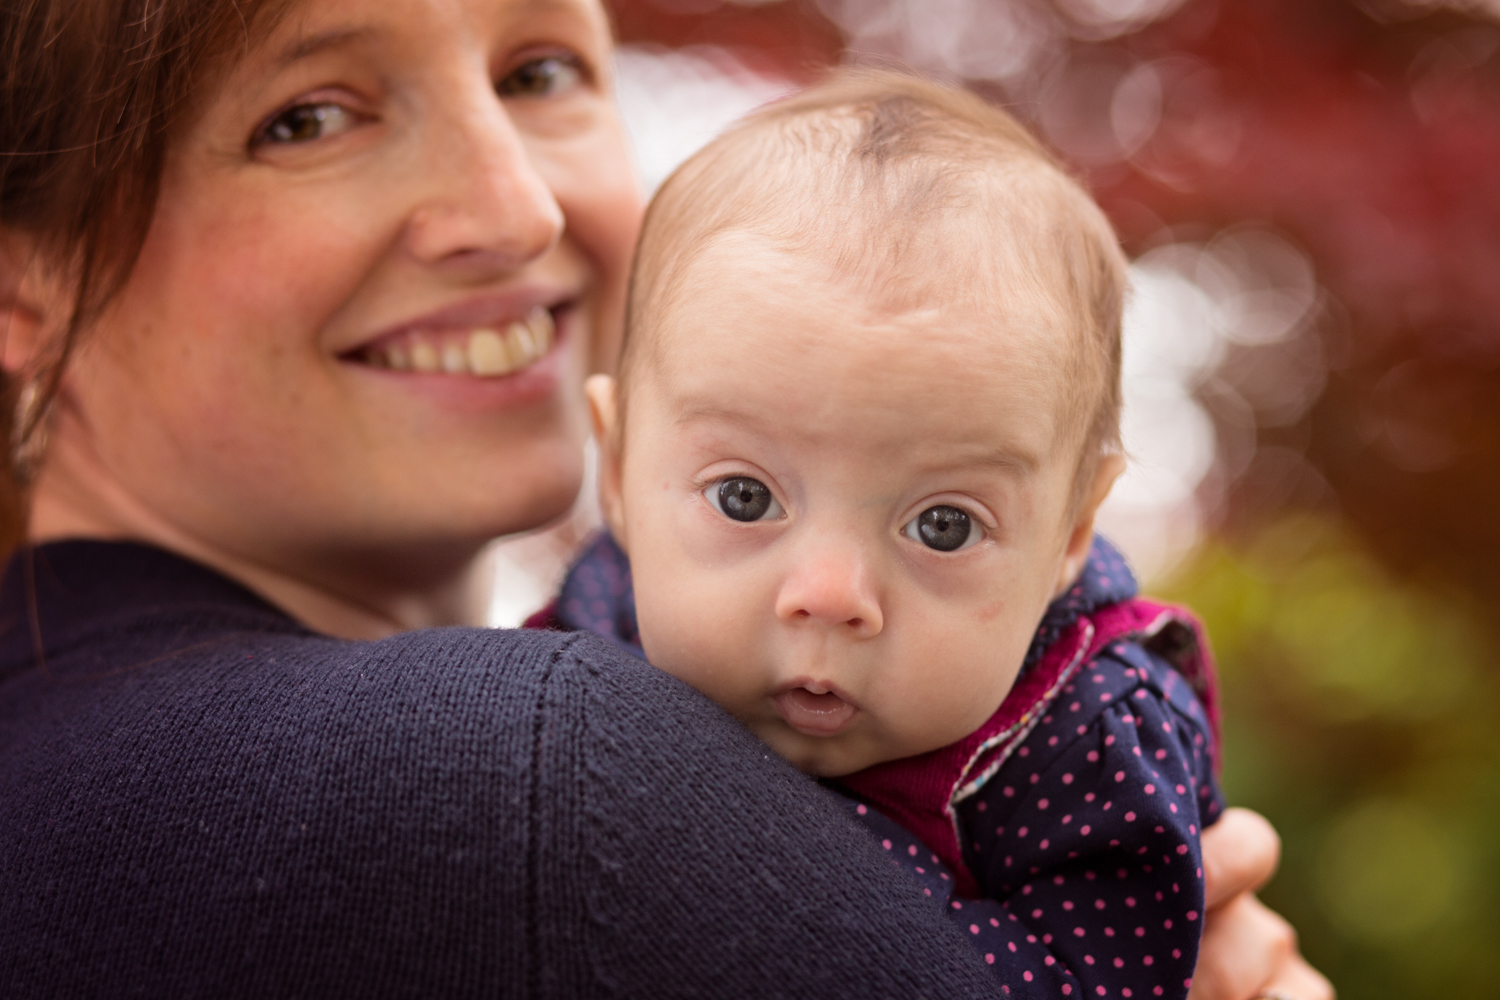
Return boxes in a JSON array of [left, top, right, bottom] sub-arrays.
[[352, 305, 555, 378], [773, 684, 859, 737]]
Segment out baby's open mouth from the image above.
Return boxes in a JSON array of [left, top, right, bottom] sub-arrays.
[[773, 685, 859, 737], [351, 305, 555, 378]]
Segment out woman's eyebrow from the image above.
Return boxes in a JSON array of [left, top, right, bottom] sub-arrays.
[[273, 27, 374, 69], [270, 0, 584, 70]]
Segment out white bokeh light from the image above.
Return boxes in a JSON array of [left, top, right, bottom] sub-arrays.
[[815, 0, 1056, 82], [1098, 231, 1322, 580], [1094, 250, 1225, 580], [612, 45, 795, 194]]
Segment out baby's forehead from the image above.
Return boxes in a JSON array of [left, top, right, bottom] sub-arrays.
[[659, 226, 1081, 384], [639, 233, 1080, 462], [641, 140, 1094, 341]]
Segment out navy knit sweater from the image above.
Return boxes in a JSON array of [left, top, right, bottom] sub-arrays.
[[0, 541, 1003, 999]]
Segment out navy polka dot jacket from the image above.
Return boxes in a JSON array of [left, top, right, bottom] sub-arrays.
[[535, 534, 1225, 1000]]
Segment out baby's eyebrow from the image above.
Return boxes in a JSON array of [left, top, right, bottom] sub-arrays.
[[963, 449, 1040, 477], [671, 403, 764, 429], [674, 403, 1042, 475]]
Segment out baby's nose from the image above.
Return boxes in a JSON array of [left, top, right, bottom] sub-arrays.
[[773, 547, 884, 639]]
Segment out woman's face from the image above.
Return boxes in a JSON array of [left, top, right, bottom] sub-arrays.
[[52, 0, 640, 584]]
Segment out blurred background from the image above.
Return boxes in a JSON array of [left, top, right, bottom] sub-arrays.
[[488, 1, 1500, 995]]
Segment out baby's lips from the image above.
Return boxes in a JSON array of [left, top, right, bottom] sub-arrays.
[[773, 687, 859, 737]]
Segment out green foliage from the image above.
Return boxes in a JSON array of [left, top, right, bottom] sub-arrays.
[[1160, 517, 1500, 1000]]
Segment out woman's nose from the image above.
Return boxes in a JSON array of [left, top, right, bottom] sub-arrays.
[[773, 544, 885, 639], [402, 94, 565, 271]]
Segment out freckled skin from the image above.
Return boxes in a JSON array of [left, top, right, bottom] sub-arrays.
[[595, 232, 1119, 778]]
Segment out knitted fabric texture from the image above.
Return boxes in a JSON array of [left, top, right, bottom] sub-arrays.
[[0, 541, 1008, 999]]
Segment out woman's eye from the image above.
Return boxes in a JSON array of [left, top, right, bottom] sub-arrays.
[[497, 55, 583, 98], [256, 103, 357, 146], [903, 504, 981, 552], [707, 477, 784, 523]]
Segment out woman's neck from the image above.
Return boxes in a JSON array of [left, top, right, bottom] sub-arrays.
[[27, 425, 493, 641]]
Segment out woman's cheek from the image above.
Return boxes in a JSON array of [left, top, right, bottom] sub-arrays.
[[536, 126, 642, 373], [182, 193, 380, 347], [120, 182, 352, 395]]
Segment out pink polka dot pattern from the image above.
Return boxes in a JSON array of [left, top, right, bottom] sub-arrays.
[[836, 538, 1223, 1000]]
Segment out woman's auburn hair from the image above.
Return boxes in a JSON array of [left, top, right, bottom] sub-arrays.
[[0, 0, 287, 555]]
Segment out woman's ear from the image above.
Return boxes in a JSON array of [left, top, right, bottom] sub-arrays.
[[0, 232, 60, 377], [584, 373, 628, 552], [1052, 452, 1126, 598]]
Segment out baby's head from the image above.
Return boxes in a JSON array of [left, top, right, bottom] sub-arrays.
[[588, 70, 1128, 777]]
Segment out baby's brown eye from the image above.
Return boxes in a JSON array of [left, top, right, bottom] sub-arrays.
[[709, 477, 783, 522], [498, 55, 583, 98], [904, 505, 980, 552]]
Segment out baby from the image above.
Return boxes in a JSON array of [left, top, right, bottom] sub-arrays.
[[532, 70, 1224, 999]]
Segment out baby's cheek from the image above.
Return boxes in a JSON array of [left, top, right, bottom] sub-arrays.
[[881, 629, 1027, 752], [636, 589, 765, 712]]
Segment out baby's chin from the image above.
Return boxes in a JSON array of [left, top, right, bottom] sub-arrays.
[[749, 718, 901, 779]]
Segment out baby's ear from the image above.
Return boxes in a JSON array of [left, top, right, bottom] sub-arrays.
[[584, 373, 628, 551], [1052, 452, 1126, 598]]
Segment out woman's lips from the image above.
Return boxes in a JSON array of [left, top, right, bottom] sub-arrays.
[[773, 685, 859, 737], [355, 305, 556, 378], [343, 304, 577, 416]]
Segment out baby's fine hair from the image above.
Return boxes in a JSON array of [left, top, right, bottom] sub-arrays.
[[622, 68, 1128, 492]]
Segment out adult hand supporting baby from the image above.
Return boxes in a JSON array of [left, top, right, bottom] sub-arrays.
[[1192, 808, 1334, 1000]]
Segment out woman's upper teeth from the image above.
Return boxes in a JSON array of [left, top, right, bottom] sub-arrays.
[[365, 306, 555, 377]]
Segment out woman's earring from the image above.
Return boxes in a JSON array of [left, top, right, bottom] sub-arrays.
[[11, 378, 50, 484]]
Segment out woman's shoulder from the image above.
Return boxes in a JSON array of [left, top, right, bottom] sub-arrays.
[[0, 543, 1002, 998], [0, 538, 744, 787], [0, 537, 668, 699]]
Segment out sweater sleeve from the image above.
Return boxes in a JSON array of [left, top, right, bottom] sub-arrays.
[[2, 617, 1004, 999], [539, 632, 1008, 998]]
